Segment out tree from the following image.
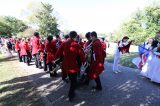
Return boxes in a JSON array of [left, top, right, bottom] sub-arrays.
[[116, 3, 160, 44], [0, 21, 12, 35], [27, 2, 59, 37], [0, 16, 28, 36]]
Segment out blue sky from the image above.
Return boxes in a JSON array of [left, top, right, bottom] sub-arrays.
[[0, 0, 153, 33]]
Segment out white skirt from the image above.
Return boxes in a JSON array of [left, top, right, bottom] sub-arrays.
[[141, 55, 160, 83]]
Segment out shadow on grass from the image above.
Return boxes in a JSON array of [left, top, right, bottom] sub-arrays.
[[0, 56, 17, 63]]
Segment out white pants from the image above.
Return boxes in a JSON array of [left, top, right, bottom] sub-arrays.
[[113, 53, 120, 71]]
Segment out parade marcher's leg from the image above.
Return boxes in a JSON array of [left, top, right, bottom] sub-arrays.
[[48, 62, 54, 77], [35, 54, 39, 68], [68, 73, 77, 101], [18, 50, 22, 62], [94, 76, 102, 90], [22, 56, 26, 63], [113, 53, 120, 73], [38, 53, 42, 69], [25, 55, 30, 66], [28, 52, 32, 62], [43, 53, 47, 71], [81, 66, 90, 85]]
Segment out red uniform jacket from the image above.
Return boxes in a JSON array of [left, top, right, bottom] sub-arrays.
[[31, 36, 40, 55], [118, 41, 132, 54], [39, 42, 45, 62], [20, 41, 30, 56], [45, 40, 57, 64], [101, 41, 107, 51], [54, 38, 85, 74], [15, 41, 20, 51], [89, 39, 104, 79], [79, 41, 84, 48]]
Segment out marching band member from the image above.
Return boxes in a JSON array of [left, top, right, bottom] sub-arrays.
[[88, 31, 105, 91], [39, 39, 45, 70], [20, 38, 30, 65], [31, 32, 42, 68], [54, 31, 85, 101], [45, 36, 57, 77], [49, 35, 63, 76], [15, 38, 22, 62], [113, 36, 132, 74], [80, 32, 92, 84], [101, 38, 107, 51]]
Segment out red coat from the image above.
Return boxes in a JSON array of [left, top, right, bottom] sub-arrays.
[[15, 41, 20, 51], [45, 40, 57, 64], [89, 39, 104, 79], [20, 41, 30, 56], [101, 41, 107, 51], [54, 38, 85, 74], [118, 41, 132, 54], [31, 36, 40, 55], [39, 42, 45, 62], [79, 41, 84, 48]]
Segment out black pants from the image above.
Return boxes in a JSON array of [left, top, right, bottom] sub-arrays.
[[43, 53, 47, 71], [25, 55, 30, 65], [17, 50, 22, 62], [68, 73, 77, 98], [95, 76, 102, 89], [34, 54, 41, 68], [48, 62, 52, 72], [27, 51, 32, 62], [22, 56, 26, 63]]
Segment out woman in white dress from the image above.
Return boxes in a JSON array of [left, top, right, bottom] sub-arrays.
[[141, 32, 160, 83], [140, 40, 158, 78]]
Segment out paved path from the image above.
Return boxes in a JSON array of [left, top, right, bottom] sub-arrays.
[[19, 60, 160, 106]]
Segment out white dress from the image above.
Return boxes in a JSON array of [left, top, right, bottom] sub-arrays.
[[141, 48, 160, 83], [149, 52, 160, 83]]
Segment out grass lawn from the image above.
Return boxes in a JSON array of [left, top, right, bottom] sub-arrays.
[[106, 52, 139, 68], [0, 54, 44, 106]]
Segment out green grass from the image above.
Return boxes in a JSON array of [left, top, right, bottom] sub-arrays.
[[0, 55, 44, 106], [106, 52, 139, 68]]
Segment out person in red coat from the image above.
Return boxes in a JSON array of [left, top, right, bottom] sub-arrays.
[[54, 31, 86, 101], [20, 38, 30, 65], [31, 32, 42, 68], [50, 35, 63, 76], [101, 38, 107, 51], [45, 36, 57, 76], [101, 38, 107, 63], [89, 31, 105, 91], [80, 32, 92, 84], [15, 38, 22, 62]]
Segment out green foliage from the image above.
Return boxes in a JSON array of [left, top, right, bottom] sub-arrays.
[[28, 2, 59, 37], [0, 16, 28, 36], [114, 4, 160, 44], [0, 21, 12, 35]]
